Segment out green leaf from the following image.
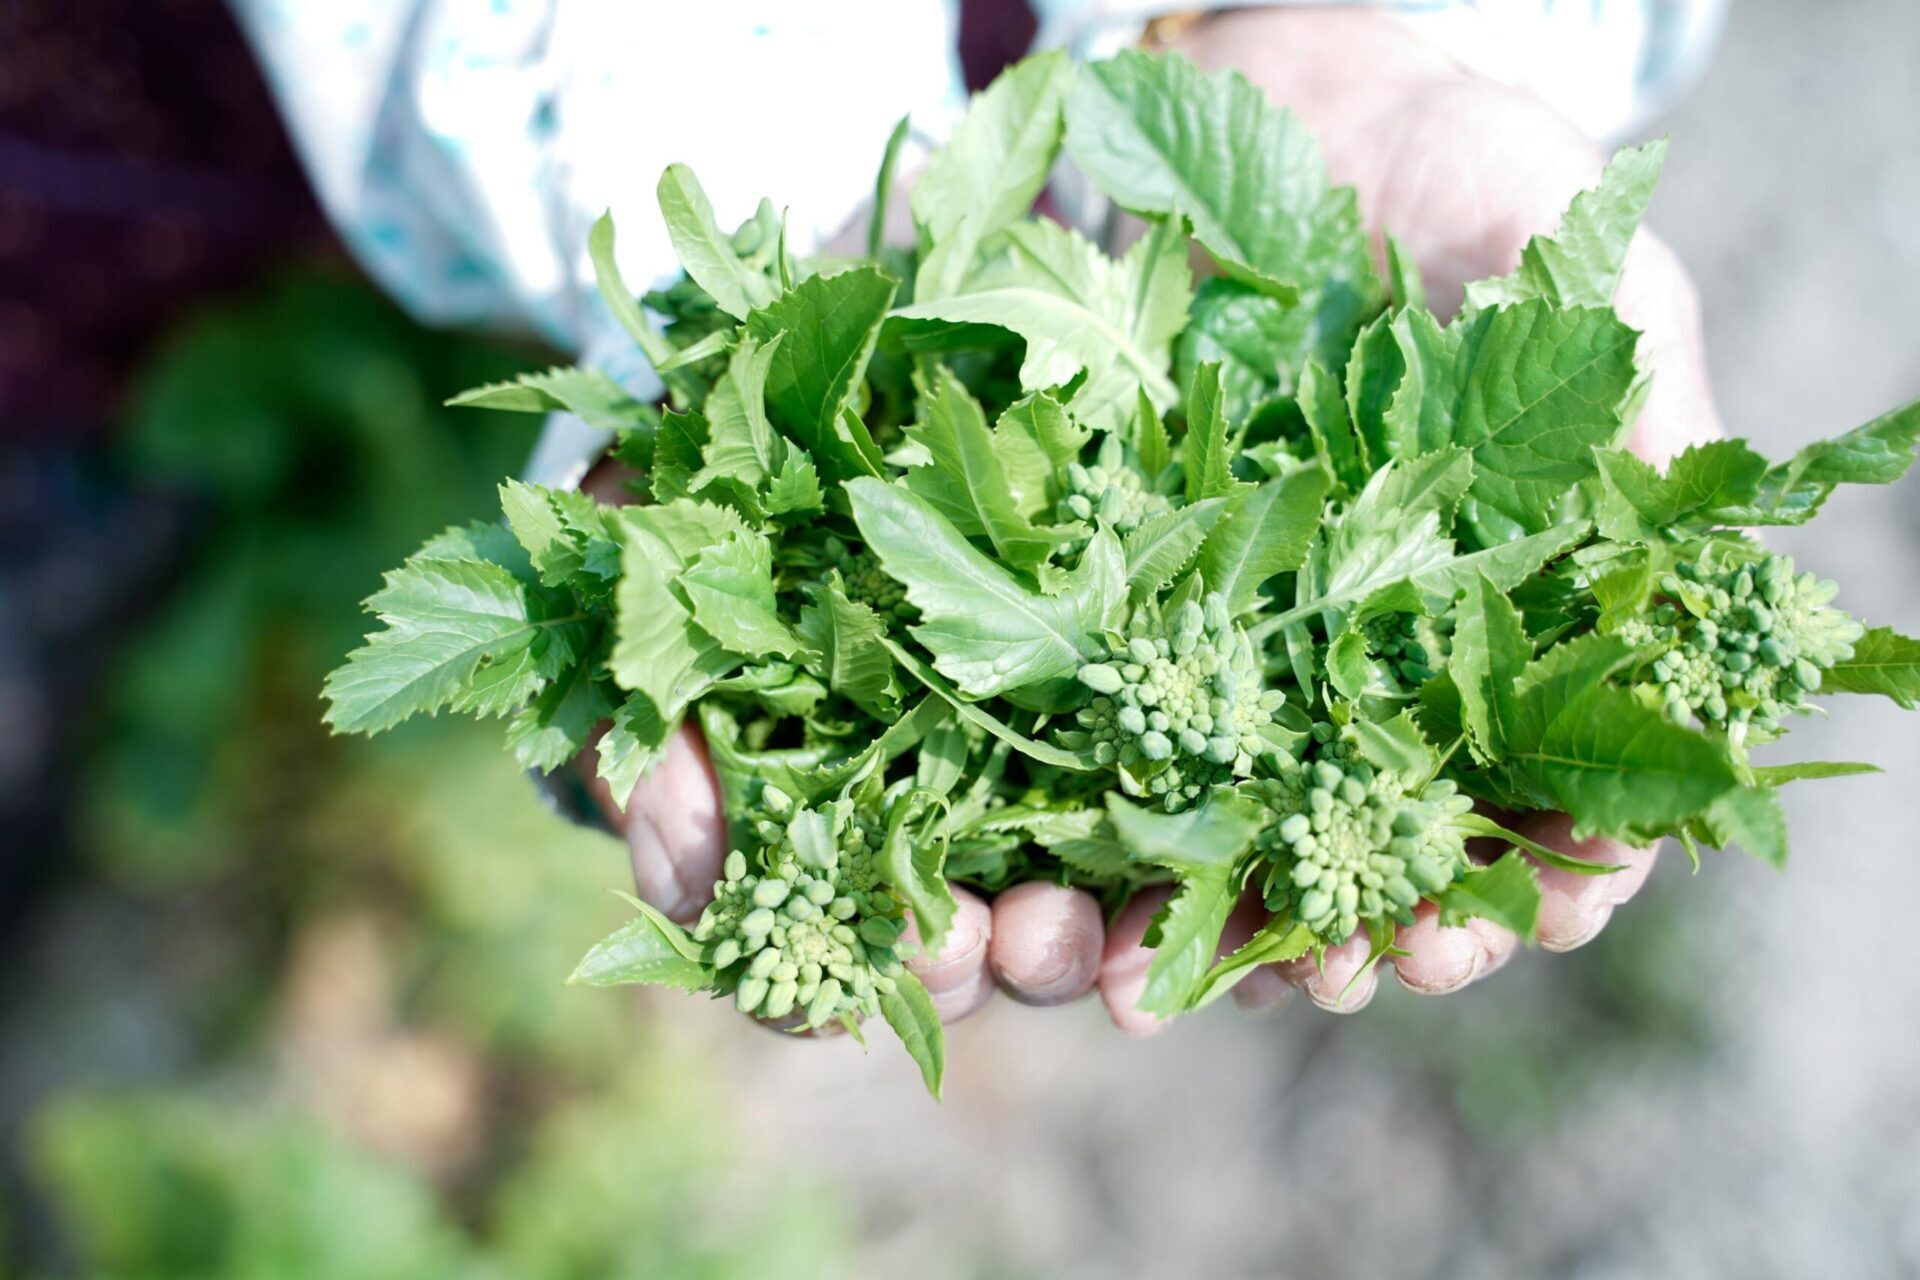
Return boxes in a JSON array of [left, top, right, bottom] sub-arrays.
[[500, 480, 618, 588], [1437, 850, 1541, 940], [1298, 357, 1365, 493], [1503, 683, 1739, 837], [323, 557, 562, 734], [656, 163, 779, 320], [994, 393, 1090, 516], [882, 793, 958, 956], [1715, 400, 1920, 526], [913, 50, 1073, 300], [597, 693, 671, 803], [1183, 362, 1241, 502], [1196, 468, 1331, 615], [507, 660, 614, 773], [1175, 279, 1309, 425], [1104, 791, 1265, 875], [1325, 629, 1373, 702], [1348, 710, 1439, 778], [1747, 760, 1880, 786], [1065, 50, 1373, 305], [879, 970, 946, 1099], [1451, 812, 1626, 874], [1191, 915, 1314, 1009], [1705, 786, 1789, 868], [795, 580, 901, 719], [1136, 866, 1238, 1017], [1820, 626, 1920, 708], [1466, 140, 1666, 310], [1386, 234, 1426, 313], [1446, 574, 1531, 761], [880, 637, 1095, 771], [447, 364, 646, 431], [890, 217, 1189, 431], [678, 534, 807, 660], [1443, 302, 1641, 537], [764, 448, 824, 516], [568, 900, 713, 990], [609, 512, 740, 719], [904, 367, 1058, 568], [692, 334, 782, 489], [746, 267, 897, 477], [848, 479, 1122, 698], [1123, 497, 1226, 599], [1129, 387, 1171, 481], [586, 212, 684, 397], [869, 113, 911, 259]]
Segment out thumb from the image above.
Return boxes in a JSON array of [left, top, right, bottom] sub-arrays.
[[583, 721, 728, 924]]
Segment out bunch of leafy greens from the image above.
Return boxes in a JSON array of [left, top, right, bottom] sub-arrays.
[[322, 51, 1920, 1098]]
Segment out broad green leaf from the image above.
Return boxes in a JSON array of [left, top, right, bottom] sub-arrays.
[[1191, 915, 1314, 1009], [1503, 683, 1739, 837], [609, 516, 739, 718], [1788, 399, 1920, 486], [1325, 628, 1373, 702], [848, 479, 1122, 698], [1196, 468, 1331, 615], [1820, 626, 1920, 707], [1105, 791, 1266, 874], [569, 900, 713, 990], [1705, 786, 1789, 868], [597, 692, 671, 802], [678, 534, 807, 660], [1298, 357, 1365, 493], [1437, 850, 1541, 939], [1348, 709, 1439, 778], [1065, 50, 1375, 307], [656, 163, 779, 320], [1137, 866, 1237, 1017], [994, 393, 1090, 516], [506, 661, 614, 773], [764, 447, 824, 516], [747, 267, 897, 477], [323, 557, 563, 734], [913, 51, 1074, 300], [1175, 279, 1310, 425], [904, 367, 1057, 568], [1123, 497, 1226, 598], [447, 364, 647, 431], [693, 334, 782, 489], [1446, 574, 1531, 761], [890, 217, 1189, 430], [1130, 387, 1172, 481], [499, 480, 619, 587], [796, 580, 902, 719], [1386, 234, 1426, 312], [1466, 140, 1667, 310], [879, 970, 946, 1099]]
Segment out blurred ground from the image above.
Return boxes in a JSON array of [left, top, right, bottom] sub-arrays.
[[3, 2, 1917, 1278]]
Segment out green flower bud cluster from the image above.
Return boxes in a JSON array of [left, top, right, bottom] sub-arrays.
[[1363, 610, 1454, 688], [1252, 734, 1471, 944], [1063, 593, 1287, 812], [1054, 434, 1171, 542], [692, 786, 906, 1030], [1621, 549, 1863, 743], [830, 541, 913, 620]]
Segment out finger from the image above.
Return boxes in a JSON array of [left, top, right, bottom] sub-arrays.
[[1218, 893, 1293, 1017], [1390, 901, 1519, 995], [1512, 811, 1660, 953], [583, 722, 728, 925], [988, 881, 1104, 1006], [1616, 231, 1726, 463], [901, 886, 995, 1024], [1277, 931, 1379, 1013], [1097, 886, 1174, 1037]]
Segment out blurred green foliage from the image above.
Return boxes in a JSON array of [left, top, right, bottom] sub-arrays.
[[87, 273, 539, 882], [17, 273, 858, 1278]]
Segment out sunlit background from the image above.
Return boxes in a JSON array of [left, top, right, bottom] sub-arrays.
[[3, 2, 1917, 1277]]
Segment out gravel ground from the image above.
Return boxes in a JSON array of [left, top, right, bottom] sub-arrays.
[[653, 5, 1920, 1276]]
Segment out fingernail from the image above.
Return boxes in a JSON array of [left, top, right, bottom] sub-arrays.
[[989, 882, 1102, 1006], [1540, 902, 1612, 953], [929, 962, 995, 1024], [903, 889, 991, 994]]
